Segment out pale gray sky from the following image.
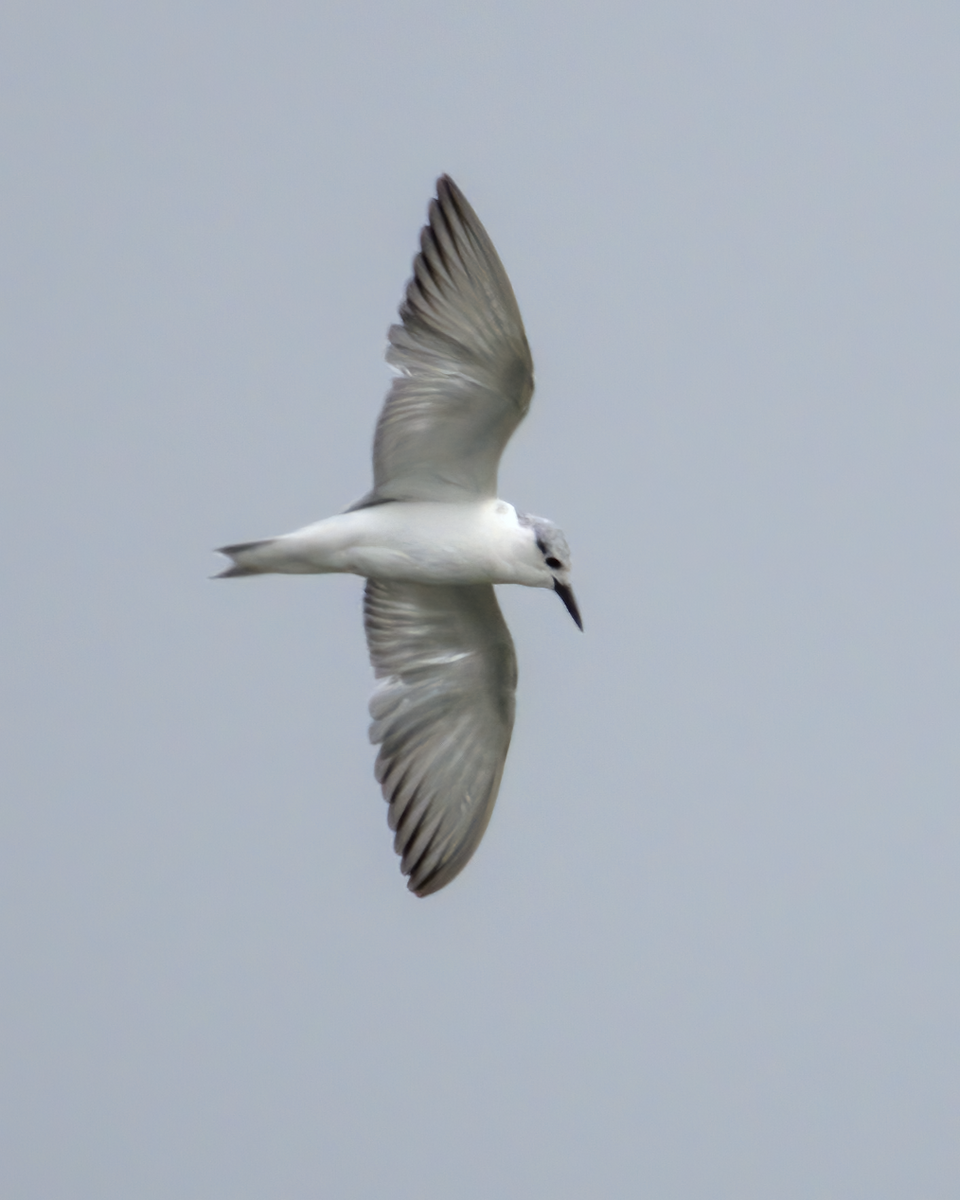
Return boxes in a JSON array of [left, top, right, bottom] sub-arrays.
[[2, 3, 958, 1197]]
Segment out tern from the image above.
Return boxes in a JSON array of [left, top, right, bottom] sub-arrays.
[[217, 176, 581, 896]]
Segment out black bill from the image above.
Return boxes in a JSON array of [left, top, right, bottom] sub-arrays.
[[554, 580, 583, 630]]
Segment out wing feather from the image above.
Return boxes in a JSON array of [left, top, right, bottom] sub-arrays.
[[355, 176, 534, 507], [363, 579, 517, 896]]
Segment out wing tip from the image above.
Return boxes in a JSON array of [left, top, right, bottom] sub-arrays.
[[407, 858, 459, 898], [433, 174, 474, 235]]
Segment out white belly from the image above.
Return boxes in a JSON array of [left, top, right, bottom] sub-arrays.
[[281, 499, 542, 586]]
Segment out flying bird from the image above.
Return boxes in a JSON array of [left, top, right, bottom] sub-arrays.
[[217, 176, 581, 896]]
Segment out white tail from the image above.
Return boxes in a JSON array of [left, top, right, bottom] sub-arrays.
[[214, 539, 277, 577]]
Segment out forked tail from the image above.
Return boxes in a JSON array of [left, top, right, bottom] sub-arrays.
[[213, 539, 277, 578]]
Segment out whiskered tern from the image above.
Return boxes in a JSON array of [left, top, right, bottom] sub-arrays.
[[217, 176, 581, 896]]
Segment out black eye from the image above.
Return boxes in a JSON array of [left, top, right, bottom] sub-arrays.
[[545, 556, 562, 569]]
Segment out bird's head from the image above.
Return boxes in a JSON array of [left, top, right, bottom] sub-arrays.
[[517, 512, 583, 630]]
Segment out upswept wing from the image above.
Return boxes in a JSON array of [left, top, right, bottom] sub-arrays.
[[363, 580, 517, 896], [358, 176, 534, 507]]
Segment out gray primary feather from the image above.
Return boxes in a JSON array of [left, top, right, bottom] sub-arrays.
[[355, 176, 535, 508], [363, 579, 517, 897]]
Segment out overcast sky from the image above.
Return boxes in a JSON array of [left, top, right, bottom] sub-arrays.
[[2, 3, 958, 1197]]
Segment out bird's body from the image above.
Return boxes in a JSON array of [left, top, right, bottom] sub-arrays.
[[217, 176, 580, 896], [222, 499, 552, 587]]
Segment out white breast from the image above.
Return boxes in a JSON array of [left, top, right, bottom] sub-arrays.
[[283, 499, 543, 586]]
